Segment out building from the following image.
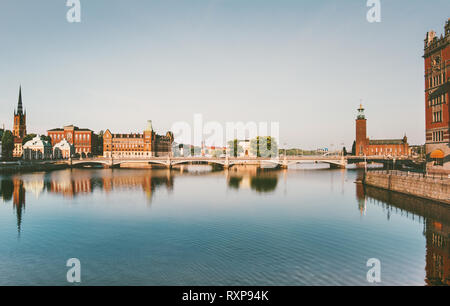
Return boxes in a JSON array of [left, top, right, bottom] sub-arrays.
[[103, 121, 174, 158], [355, 105, 410, 157], [13, 87, 27, 158], [47, 125, 100, 157], [424, 19, 450, 173], [53, 139, 75, 159], [23, 136, 52, 160]]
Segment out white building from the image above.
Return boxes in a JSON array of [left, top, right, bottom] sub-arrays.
[[53, 139, 74, 159], [23, 136, 52, 160]]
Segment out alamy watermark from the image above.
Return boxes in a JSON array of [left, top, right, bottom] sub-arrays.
[[66, 258, 81, 283], [66, 0, 81, 23], [366, 0, 381, 23], [366, 258, 381, 283]]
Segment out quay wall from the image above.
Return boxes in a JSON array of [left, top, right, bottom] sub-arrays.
[[364, 171, 450, 205]]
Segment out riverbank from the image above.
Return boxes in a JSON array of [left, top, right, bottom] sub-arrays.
[[0, 161, 69, 174], [363, 170, 450, 205]]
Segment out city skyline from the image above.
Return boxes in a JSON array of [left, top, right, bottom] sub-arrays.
[[1, 1, 450, 149]]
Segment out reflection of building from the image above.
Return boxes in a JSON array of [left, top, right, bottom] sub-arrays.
[[23, 136, 53, 160], [13, 87, 27, 158], [355, 105, 409, 157], [53, 139, 75, 159], [362, 184, 450, 286], [103, 121, 174, 158], [424, 19, 450, 173], [425, 221, 450, 285], [12, 178, 26, 233], [48, 125, 99, 156]]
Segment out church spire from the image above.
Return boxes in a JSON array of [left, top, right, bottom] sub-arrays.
[[17, 86, 23, 115]]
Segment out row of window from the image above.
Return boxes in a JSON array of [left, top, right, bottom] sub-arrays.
[[432, 111, 443, 123], [432, 130, 445, 142], [50, 133, 90, 141], [429, 94, 447, 106], [370, 147, 404, 154], [428, 72, 446, 88]]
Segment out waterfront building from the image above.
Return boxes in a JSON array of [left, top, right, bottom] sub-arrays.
[[355, 105, 410, 157], [13, 87, 27, 158], [47, 125, 100, 157], [53, 139, 75, 159], [23, 136, 52, 160], [424, 19, 450, 173], [239, 140, 252, 157], [103, 121, 174, 158]]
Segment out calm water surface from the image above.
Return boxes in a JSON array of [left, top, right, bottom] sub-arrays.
[[0, 166, 448, 285]]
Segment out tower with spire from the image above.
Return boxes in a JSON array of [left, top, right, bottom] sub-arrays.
[[13, 86, 27, 139]]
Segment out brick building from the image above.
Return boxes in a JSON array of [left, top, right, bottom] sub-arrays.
[[103, 120, 174, 158], [47, 125, 100, 157], [355, 105, 409, 157], [424, 19, 450, 173]]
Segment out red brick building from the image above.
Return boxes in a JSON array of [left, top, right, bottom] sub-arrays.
[[424, 19, 450, 173], [355, 105, 409, 157], [103, 120, 173, 158], [47, 125, 100, 157]]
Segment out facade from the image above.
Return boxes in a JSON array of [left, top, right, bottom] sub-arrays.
[[103, 121, 174, 158], [424, 19, 450, 173], [13, 87, 27, 158], [355, 105, 410, 157], [53, 139, 75, 159], [48, 125, 100, 156], [23, 136, 52, 160]]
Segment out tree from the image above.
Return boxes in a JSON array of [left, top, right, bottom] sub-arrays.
[[343, 147, 348, 156], [1, 130, 15, 160], [227, 140, 243, 157], [22, 134, 37, 145], [40, 135, 52, 143], [250, 137, 278, 158], [351, 141, 356, 156]]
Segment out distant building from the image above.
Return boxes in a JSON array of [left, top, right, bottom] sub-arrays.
[[23, 136, 52, 160], [103, 120, 174, 158], [355, 105, 410, 157], [13, 87, 27, 158], [424, 19, 450, 173], [53, 139, 74, 159], [47, 125, 100, 157], [239, 140, 252, 157]]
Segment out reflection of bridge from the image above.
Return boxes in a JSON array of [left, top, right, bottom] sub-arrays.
[[68, 156, 349, 169]]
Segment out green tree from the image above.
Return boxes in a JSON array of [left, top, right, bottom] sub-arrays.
[[343, 147, 348, 156], [351, 141, 356, 156], [22, 133, 37, 145], [40, 135, 52, 143], [227, 140, 243, 157], [1, 130, 15, 160], [250, 137, 278, 158]]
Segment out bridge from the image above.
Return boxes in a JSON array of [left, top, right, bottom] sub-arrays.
[[68, 156, 349, 169]]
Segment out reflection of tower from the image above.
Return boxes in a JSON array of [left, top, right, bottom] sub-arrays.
[[425, 220, 450, 286], [355, 104, 367, 156], [12, 178, 26, 233], [355, 182, 366, 216]]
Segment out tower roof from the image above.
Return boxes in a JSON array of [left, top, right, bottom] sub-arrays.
[[16, 86, 24, 115]]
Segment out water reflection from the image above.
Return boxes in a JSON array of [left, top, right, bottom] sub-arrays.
[[358, 183, 450, 286], [227, 168, 278, 193]]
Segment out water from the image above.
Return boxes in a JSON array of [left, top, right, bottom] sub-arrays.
[[0, 166, 448, 286]]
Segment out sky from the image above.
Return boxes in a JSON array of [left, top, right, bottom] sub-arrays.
[[0, 0, 449, 149]]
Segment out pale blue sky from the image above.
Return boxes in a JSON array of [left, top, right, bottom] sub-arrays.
[[0, 0, 449, 149]]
